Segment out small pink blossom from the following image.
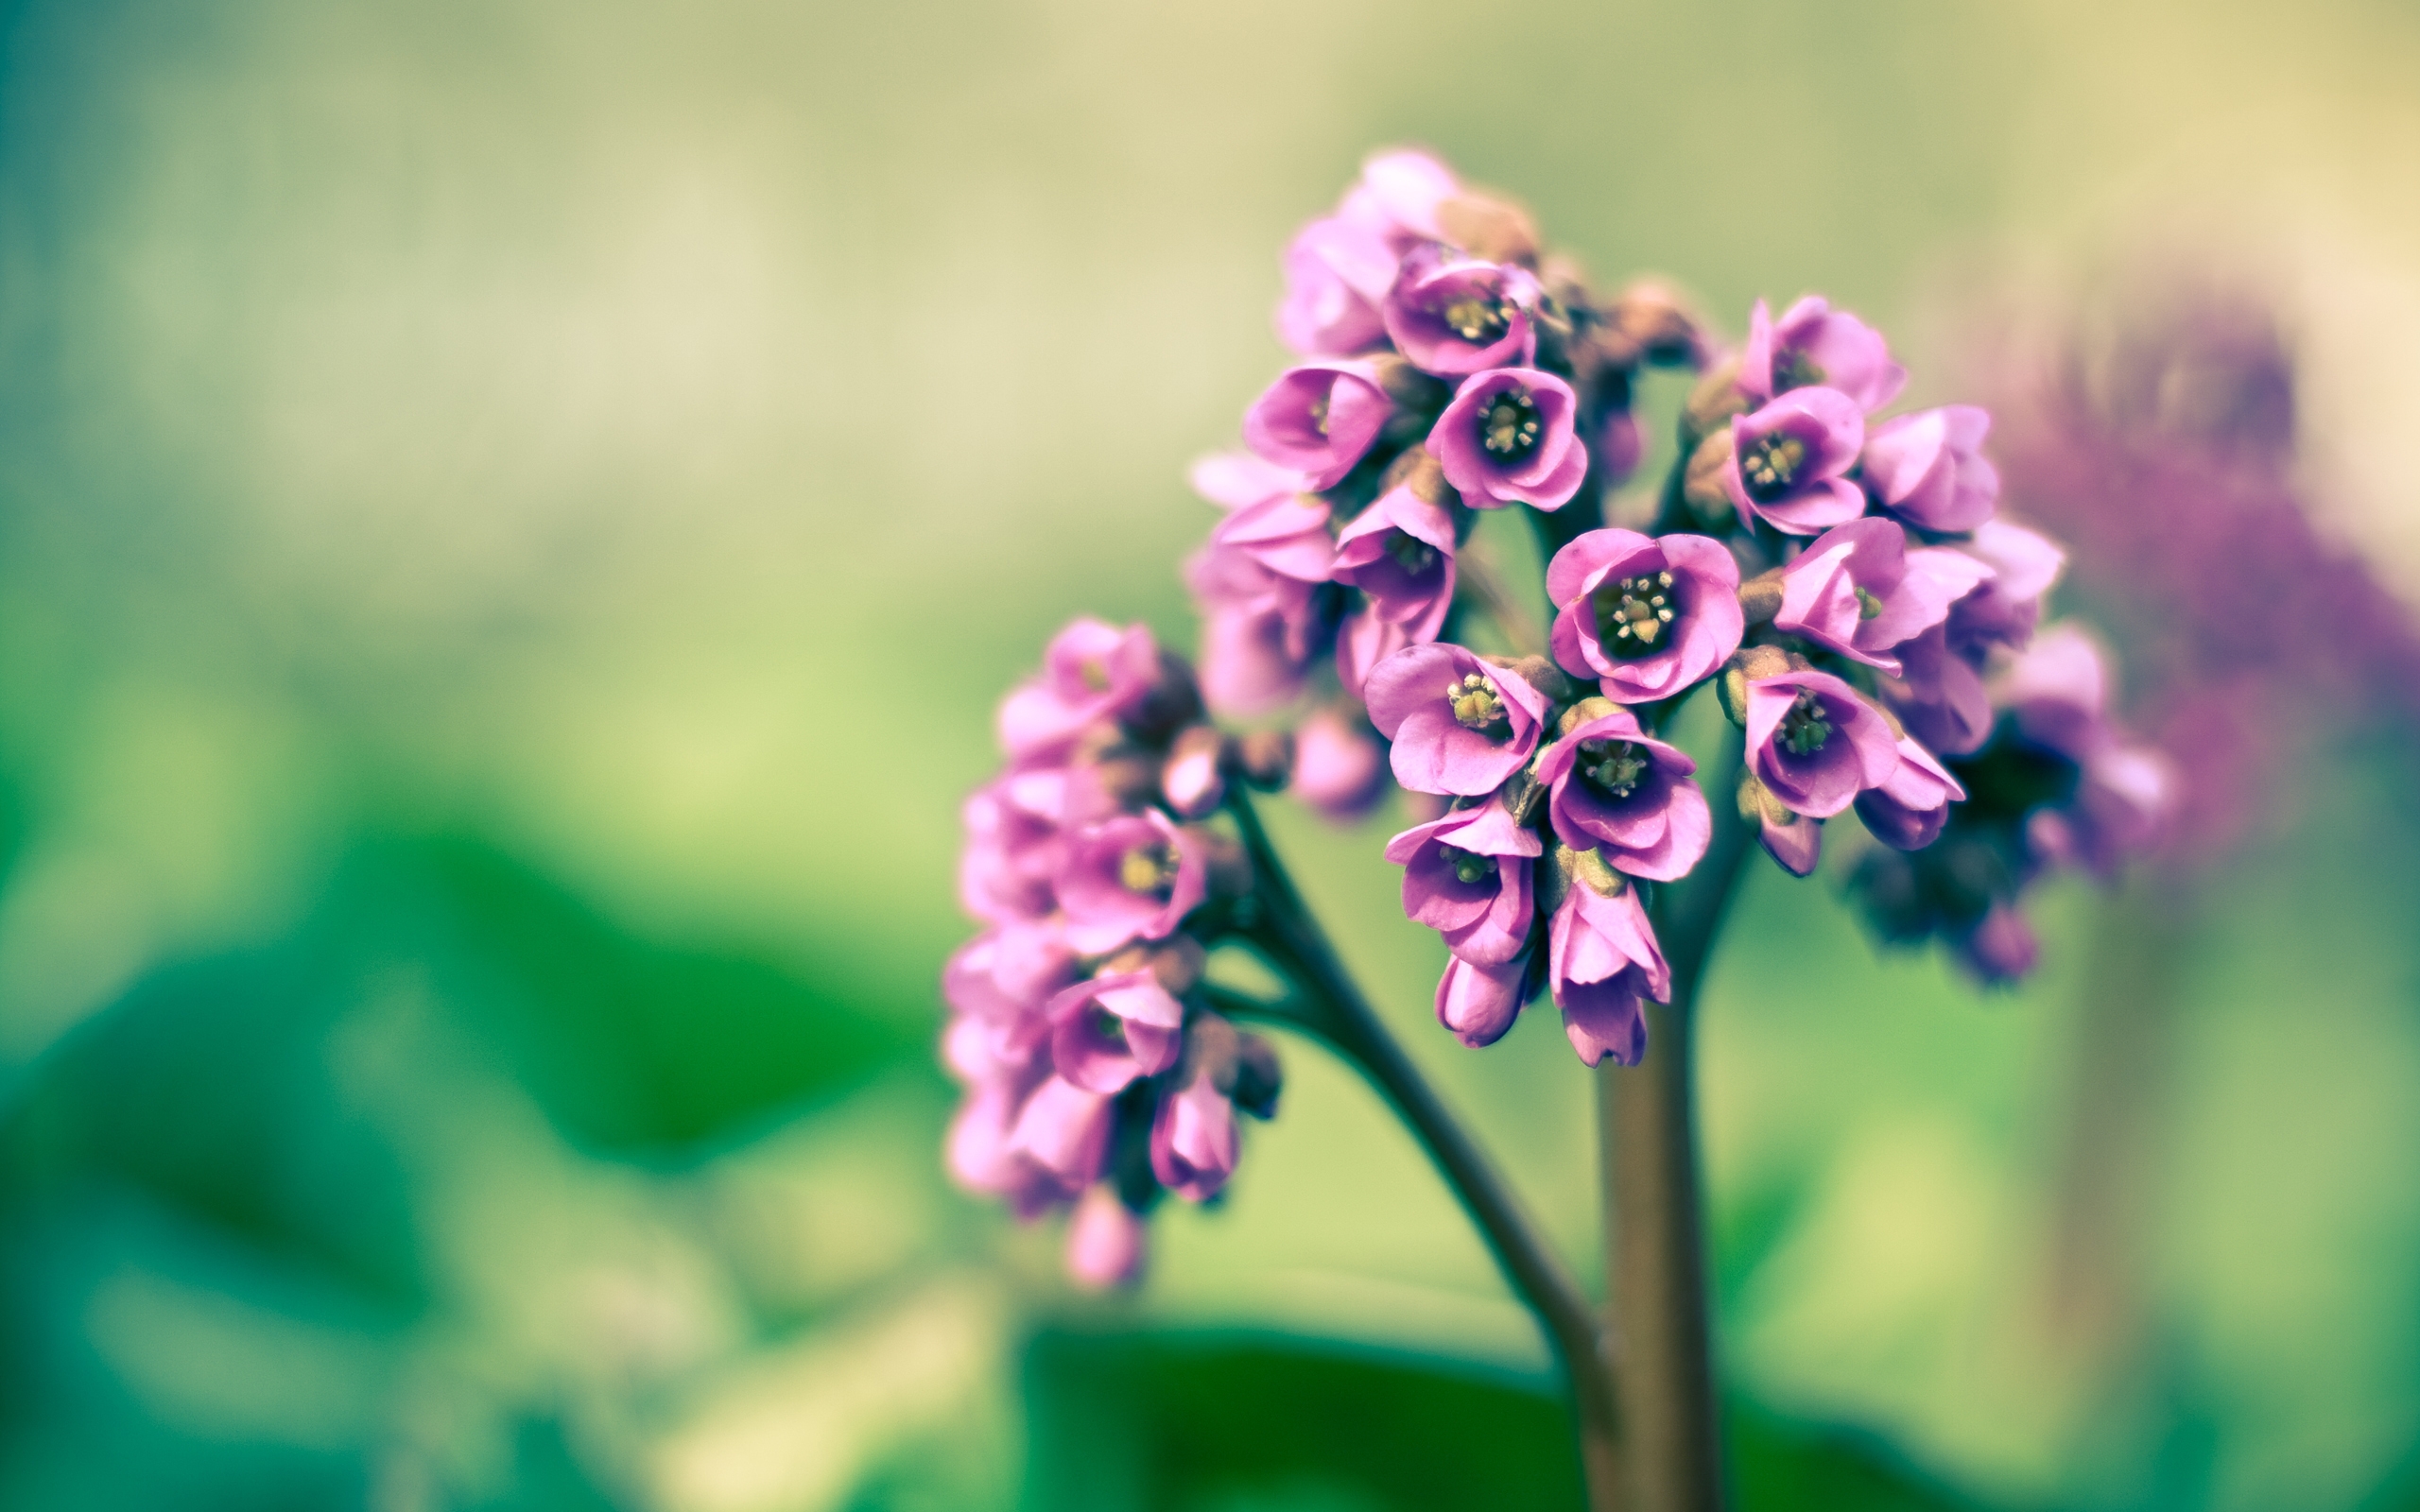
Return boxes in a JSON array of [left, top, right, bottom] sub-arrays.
[[1427, 368, 1588, 510], [1244, 361, 1393, 490], [1723, 387, 1868, 535], [1363, 642, 1552, 796], [1773, 517, 1994, 675], [1743, 671, 1900, 819], [1740, 296, 1906, 412], [1546, 530, 1743, 701]]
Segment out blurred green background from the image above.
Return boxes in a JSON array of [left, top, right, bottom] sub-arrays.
[[3, 1, 2419, 1508]]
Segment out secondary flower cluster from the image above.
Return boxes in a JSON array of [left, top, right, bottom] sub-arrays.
[[944, 619, 1283, 1287]]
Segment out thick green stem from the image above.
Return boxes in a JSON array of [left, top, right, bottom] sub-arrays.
[[1219, 791, 1627, 1512], [1601, 736, 1754, 1512]]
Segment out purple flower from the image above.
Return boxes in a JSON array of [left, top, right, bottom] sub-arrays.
[[1162, 726, 1225, 818], [1723, 387, 1868, 535], [1995, 622, 2112, 761], [1385, 798, 1542, 966], [1772, 517, 1994, 675], [1879, 626, 1994, 757], [1291, 705, 1390, 821], [1383, 253, 1541, 375], [1007, 1074, 1115, 1190], [2031, 745, 2173, 876], [943, 921, 1078, 1026], [958, 772, 1063, 923], [1056, 810, 1208, 954], [1334, 607, 1413, 701], [1436, 948, 1534, 1049], [1596, 409, 1645, 491], [1276, 215, 1396, 356], [1150, 1072, 1239, 1202], [1949, 520, 2066, 657], [1960, 902, 2039, 985], [1862, 405, 1999, 532], [1740, 296, 1906, 412], [996, 619, 1162, 763], [1743, 671, 1900, 818], [1533, 705, 1709, 882], [1547, 870, 1670, 1067], [1854, 736, 1966, 850], [1065, 1186, 1147, 1289], [1332, 484, 1459, 643], [1427, 368, 1588, 511], [1186, 546, 1327, 716], [1755, 810, 1823, 877], [1546, 530, 1743, 702], [1046, 970, 1186, 1092], [947, 1081, 1063, 1218], [1189, 451, 1308, 513], [1244, 361, 1394, 490], [1363, 642, 1552, 796], [1338, 147, 1461, 248], [1207, 494, 1337, 584]]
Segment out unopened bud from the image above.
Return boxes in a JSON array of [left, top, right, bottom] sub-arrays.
[[1737, 568, 1786, 627], [1120, 650, 1205, 746], [1231, 1033, 1283, 1119], [1437, 192, 1539, 265], [1557, 695, 1619, 736], [1379, 446, 1457, 507], [1737, 769, 1790, 826], [1561, 843, 1626, 898], [1609, 280, 1704, 369], [1183, 1009, 1241, 1091], [1681, 430, 1737, 528], [1234, 729, 1293, 791], [1498, 767, 1548, 827], [1105, 936, 1206, 996]]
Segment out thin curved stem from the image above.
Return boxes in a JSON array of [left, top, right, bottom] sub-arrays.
[[1220, 790, 1626, 1511], [1600, 735, 1754, 1512]]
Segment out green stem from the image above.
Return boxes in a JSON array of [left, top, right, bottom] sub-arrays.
[[1219, 790, 1627, 1512]]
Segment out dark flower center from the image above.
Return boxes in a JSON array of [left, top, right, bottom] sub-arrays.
[[1438, 291, 1512, 344], [1740, 432, 1807, 501], [1441, 844, 1498, 886], [1478, 387, 1541, 460], [1777, 688, 1832, 757], [1444, 672, 1510, 736], [1093, 1005, 1129, 1047], [1771, 347, 1824, 393], [1592, 571, 1678, 660], [1118, 843, 1179, 898], [1386, 532, 1438, 575], [1856, 586, 1884, 620], [1578, 738, 1650, 799]]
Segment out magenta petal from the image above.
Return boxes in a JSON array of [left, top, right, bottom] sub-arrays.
[[1064, 1186, 1148, 1289], [1150, 1074, 1239, 1201], [1435, 951, 1532, 1048], [1009, 1076, 1114, 1186], [1558, 977, 1648, 1067], [1758, 812, 1823, 875]]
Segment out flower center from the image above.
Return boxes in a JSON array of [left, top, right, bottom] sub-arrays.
[[1777, 688, 1832, 757], [1592, 571, 1677, 660], [1386, 532, 1438, 574], [1442, 844, 1498, 886], [1479, 387, 1541, 460], [1443, 672, 1510, 736], [1308, 390, 1331, 438], [1578, 738, 1650, 799], [1771, 347, 1824, 393], [1740, 433, 1806, 501], [1438, 291, 1512, 344], [1856, 586, 1884, 621], [1118, 843, 1179, 898], [1093, 1005, 1129, 1047]]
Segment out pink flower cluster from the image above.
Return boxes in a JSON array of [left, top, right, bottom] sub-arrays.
[[945, 618, 1282, 1287]]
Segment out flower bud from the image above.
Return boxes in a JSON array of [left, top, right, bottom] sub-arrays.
[[1482, 652, 1577, 705], [1378, 443, 1460, 507], [1120, 650, 1206, 747], [1234, 728, 1294, 791], [1681, 355, 1750, 447], [1608, 280, 1704, 369], [1556, 695, 1620, 736], [1437, 192, 1539, 265], [1681, 429, 1737, 528], [1718, 644, 1794, 727], [1105, 936, 1206, 996], [1737, 568, 1786, 627], [1198, 825, 1253, 899]]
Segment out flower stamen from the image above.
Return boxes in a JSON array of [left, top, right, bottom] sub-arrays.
[[1443, 672, 1511, 735], [1777, 688, 1832, 756], [1593, 570, 1678, 660], [1741, 433, 1807, 499], [1479, 388, 1542, 459]]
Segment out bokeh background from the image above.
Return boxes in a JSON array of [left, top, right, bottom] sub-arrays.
[[4, 2, 2419, 1508]]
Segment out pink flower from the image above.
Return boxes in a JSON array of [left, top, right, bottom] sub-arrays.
[[1185, 545, 1329, 716], [1862, 405, 1999, 532], [1150, 1072, 1239, 1202], [1755, 810, 1824, 878], [1207, 494, 1337, 584], [1384, 798, 1542, 966], [1546, 530, 1743, 702], [1064, 1186, 1148, 1289], [1007, 1074, 1115, 1190], [1879, 626, 1995, 757], [1743, 671, 1900, 818], [1723, 387, 1868, 535], [1740, 296, 1906, 412], [1531, 705, 1710, 882], [1331, 484, 1459, 643], [1772, 517, 1994, 675], [1188, 451, 1307, 512], [996, 619, 1162, 764], [1363, 643, 1552, 796], [1435, 949, 1535, 1049], [1946, 520, 2065, 654], [1960, 902, 2039, 985], [1244, 361, 1393, 490], [1162, 727, 1225, 818], [1276, 216, 1396, 356], [942, 922, 1078, 1025], [1056, 810, 1208, 954], [1547, 874, 1670, 1067], [1046, 971, 1186, 1093], [1853, 736, 1966, 851], [1383, 253, 1541, 375], [1426, 368, 1588, 510], [1338, 147, 1461, 248], [1291, 705, 1390, 821]]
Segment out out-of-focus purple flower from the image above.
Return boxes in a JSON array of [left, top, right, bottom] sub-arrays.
[[1547, 869, 1670, 1067], [1332, 484, 1458, 642], [1276, 216, 1396, 357], [1162, 727, 1226, 818], [1339, 147, 1461, 248], [1057, 810, 1208, 954], [1880, 626, 1995, 757], [1743, 671, 1899, 818], [1363, 642, 1552, 796], [1065, 1186, 1148, 1289], [1546, 530, 1743, 701], [1961, 902, 2039, 984], [1207, 494, 1337, 585], [1244, 361, 1393, 490], [1186, 546, 1327, 716], [1384, 254, 1541, 375], [1862, 405, 2000, 532], [1740, 296, 1906, 412], [1385, 798, 1541, 966], [943, 922, 1079, 1026], [997, 619, 1162, 763], [1854, 736, 1967, 850], [1189, 451, 1308, 513], [1597, 409, 1645, 491], [1007, 1074, 1116, 1190], [1335, 608, 1413, 702], [1996, 622, 2112, 760], [1946, 520, 2065, 654], [1773, 517, 1994, 675], [1723, 387, 1868, 535], [1292, 705, 1390, 820], [1427, 368, 1587, 511], [1532, 705, 1709, 881], [1150, 1072, 1239, 1202], [1436, 948, 1534, 1049], [1046, 971, 1186, 1092], [958, 773, 1063, 923]]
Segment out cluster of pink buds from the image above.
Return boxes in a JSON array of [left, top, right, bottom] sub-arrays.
[[944, 619, 1283, 1286]]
